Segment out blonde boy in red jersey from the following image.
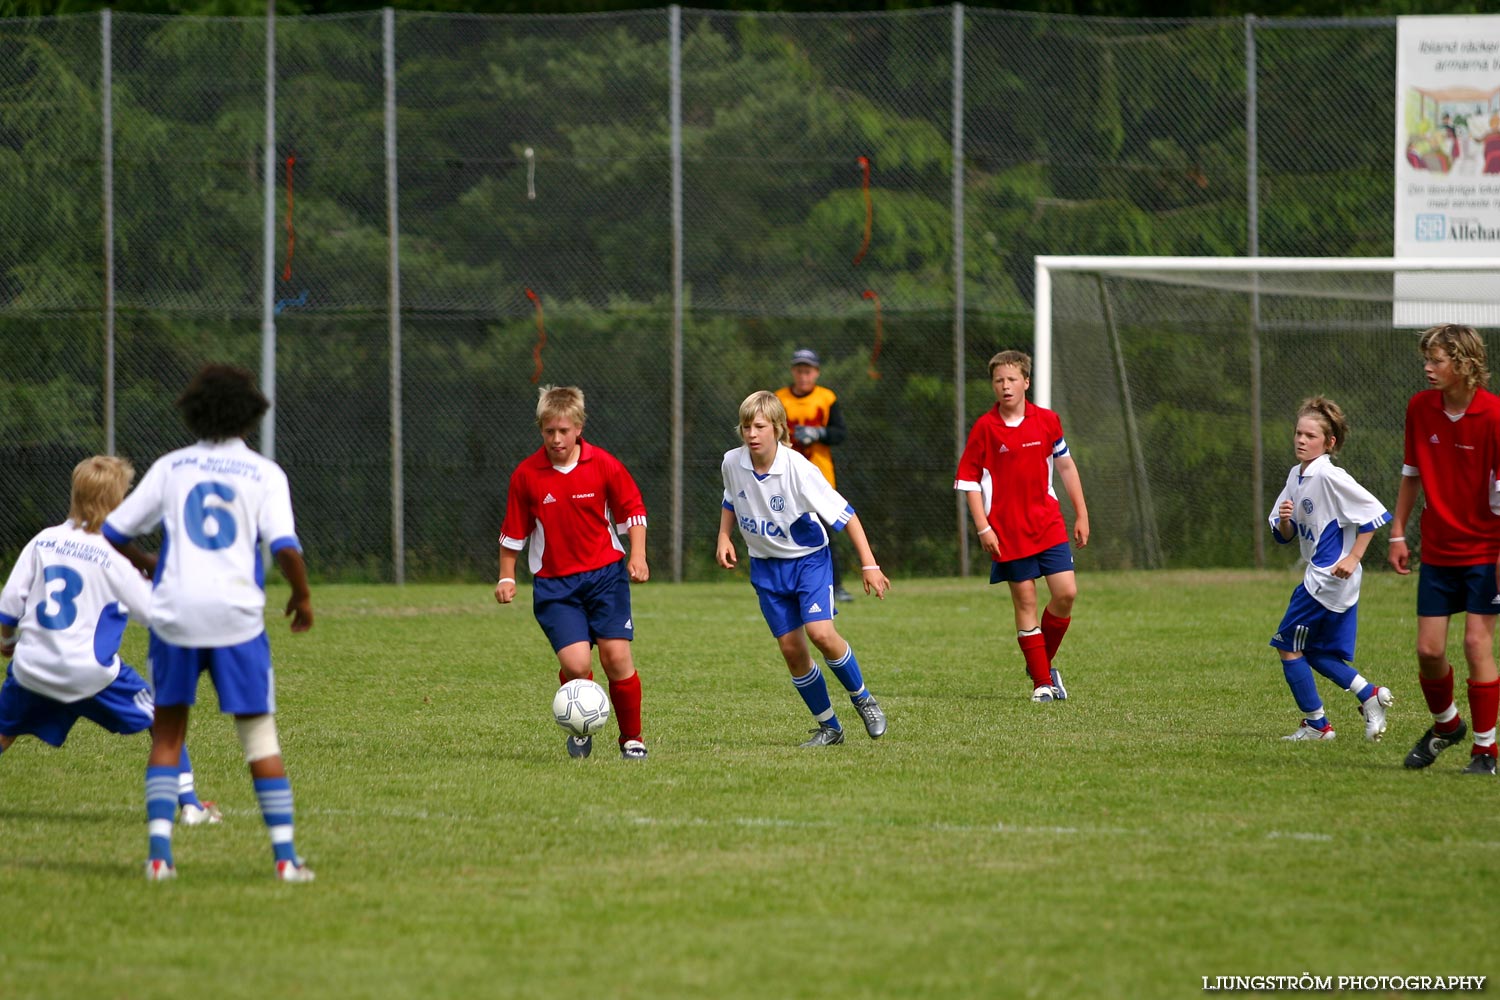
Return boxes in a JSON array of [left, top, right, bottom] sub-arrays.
[[495, 385, 650, 760], [1387, 324, 1500, 775], [955, 350, 1090, 702]]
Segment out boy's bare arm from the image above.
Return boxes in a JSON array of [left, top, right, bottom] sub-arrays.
[[1056, 455, 1090, 547], [716, 507, 738, 568], [842, 515, 889, 599], [1388, 475, 1420, 575], [274, 548, 314, 632], [626, 523, 649, 582]]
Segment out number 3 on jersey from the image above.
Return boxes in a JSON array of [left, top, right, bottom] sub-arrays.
[[185, 481, 238, 550], [37, 565, 84, 630]]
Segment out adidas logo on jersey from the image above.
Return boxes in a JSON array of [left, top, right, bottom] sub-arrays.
[[998, 444, 1010, 453], [807, 602, 823, 614], [542, 493, 557, 504], [1430, 434, 1440, 444], [738, 490, 747, 499], [625, 617, 634, 628]]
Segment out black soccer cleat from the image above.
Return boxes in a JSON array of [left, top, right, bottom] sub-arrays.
[[1403, 720, 1468, 769], [1461, 753, 1497, 776]]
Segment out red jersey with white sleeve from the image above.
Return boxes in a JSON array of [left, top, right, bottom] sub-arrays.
[[954, 401, 1070, 561], [1401, 387, 1500, 566], [499, 439, 647, 578]]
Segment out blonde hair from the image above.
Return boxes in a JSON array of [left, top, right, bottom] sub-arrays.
[[1296, 396, 1348, 455], [68, 455, 134, 533], [738, 390, 791, 445], [1419, 324, 1490, 389], [988, 349, 1032, 380], [535, 385, 586, 428]]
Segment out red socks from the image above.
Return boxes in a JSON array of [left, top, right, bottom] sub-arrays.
[[1468, 678, 1499, 755], [1018, 631, 1051, 689], [609, 671, 643, 744], [1419, 669, 1460, 732], [1041, 609, 1071, 662]]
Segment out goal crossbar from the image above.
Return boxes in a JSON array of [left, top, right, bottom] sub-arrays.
[[1033, 256, 1500, 408]]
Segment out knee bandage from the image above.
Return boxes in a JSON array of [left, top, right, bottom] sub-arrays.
[[235, 714, 282, 763]]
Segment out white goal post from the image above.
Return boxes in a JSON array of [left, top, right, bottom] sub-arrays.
[[1029, 255, 1500, 570]]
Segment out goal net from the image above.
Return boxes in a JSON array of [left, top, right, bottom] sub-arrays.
[[1033, 256, 1500, 571]]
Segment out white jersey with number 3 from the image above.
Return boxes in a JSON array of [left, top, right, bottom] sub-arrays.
[[104, 438, 301, 648], [1268, 454, 1391, 613], [0, 521, 154, 702]]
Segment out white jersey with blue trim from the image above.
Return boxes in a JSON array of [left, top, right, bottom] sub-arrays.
[[104, 438, 300, 648], [722, 443, 854, 560], [1268, 454, 1391, 613], [0, 521, 153, 702]]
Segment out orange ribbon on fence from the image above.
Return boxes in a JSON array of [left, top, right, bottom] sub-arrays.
[[282, 154, 296, 282], [853, 155, 872, 267], [525, 288, 547, 383]]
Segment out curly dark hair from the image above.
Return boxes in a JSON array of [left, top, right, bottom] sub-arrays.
[[176, 363, 269, 441]]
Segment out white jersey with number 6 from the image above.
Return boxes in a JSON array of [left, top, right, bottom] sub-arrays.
[[104, 438, 301, 648], [0, 521, 154, 702]]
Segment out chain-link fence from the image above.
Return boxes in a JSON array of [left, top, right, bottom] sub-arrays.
[[0, 7, 1407, 581]]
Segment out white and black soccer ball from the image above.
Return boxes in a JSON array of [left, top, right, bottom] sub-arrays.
[[552, 678, 610, 736]]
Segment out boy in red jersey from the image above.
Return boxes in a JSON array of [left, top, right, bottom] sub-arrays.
[[1387, 324, 1500, 775], [955, 350, 1090, 702], [495, 386, 650, 760]]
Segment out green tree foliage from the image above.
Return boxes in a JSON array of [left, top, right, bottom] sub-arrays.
[[0, 9, 1438, 576]]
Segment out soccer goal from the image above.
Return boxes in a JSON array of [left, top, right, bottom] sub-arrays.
[[1031, 256, 1500, 572]]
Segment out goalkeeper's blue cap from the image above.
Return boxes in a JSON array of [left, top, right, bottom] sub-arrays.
[[790, 348, 821, 368]]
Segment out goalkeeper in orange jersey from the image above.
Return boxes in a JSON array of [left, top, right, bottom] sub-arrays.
[[776, 348, 854, 603]]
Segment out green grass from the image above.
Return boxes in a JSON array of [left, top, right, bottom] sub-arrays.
[[1, 571, 1495, 999]]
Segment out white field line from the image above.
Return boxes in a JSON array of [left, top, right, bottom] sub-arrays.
[[19, 802, 1500, 849]]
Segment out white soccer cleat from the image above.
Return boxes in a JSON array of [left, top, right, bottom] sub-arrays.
[[1282, 721, 1336, 741], [180, 801, 222, 826], [144, 859, 177, 881], [1031, 685, 1055, 703], [275, 859, 316, 883], [1359, 687, 1393, 742]]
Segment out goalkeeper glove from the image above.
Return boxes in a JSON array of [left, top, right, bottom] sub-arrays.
[[793, 425, 826, 446]]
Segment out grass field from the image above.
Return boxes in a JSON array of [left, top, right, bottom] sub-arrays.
[[1, 570, 1494, 999]]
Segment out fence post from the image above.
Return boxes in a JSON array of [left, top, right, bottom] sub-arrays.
[[101, 9, 116, 457], [385, 7, 405, 585], [670, 5, 685, 583], [1245, 13, 1264, 568], [260, 2, 278, 459], [952, 2, 968, 578]]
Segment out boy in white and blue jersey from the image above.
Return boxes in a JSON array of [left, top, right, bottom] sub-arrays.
[[716, 390, 891, 747], [104, 363, 315, 883], [1270, 396, 1395, 743], [0, 456, 218, 826]]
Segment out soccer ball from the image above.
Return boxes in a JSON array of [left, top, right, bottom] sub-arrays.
[[552, 678, 610, 736]]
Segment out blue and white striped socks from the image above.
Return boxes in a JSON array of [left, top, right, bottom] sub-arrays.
[[145, 765, 179, 864], [254, 776, 299, 864], [792, 665, 839, 728]]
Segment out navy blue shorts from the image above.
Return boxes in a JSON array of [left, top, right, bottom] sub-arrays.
[[749, 547, 837, 639], [990, 542, 1075, 585], [0, 663, 155, 747], [149, 632, 275, 714], [1417, 562, 1500, 618], [533, 559, 635, 653], [1269, 583, 1359, 662]]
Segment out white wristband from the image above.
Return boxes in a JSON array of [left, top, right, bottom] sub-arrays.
[[861, 565, 881, 571], [976, 525, 994, 536], [1388, 537, 1404, 543], [498, 577, 516, 585]]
